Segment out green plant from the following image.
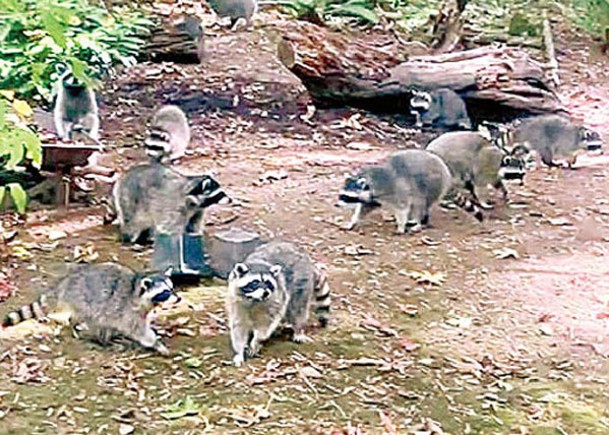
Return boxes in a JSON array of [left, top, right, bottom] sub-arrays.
[[274, 0, 380, 25], [572, 0, 609, 42], [0, 91, 42, 214], [0, 0, 154, 104]]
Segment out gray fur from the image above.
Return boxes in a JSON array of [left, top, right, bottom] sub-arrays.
[[3, 263, 178, 355], [53, 69, 100, 142], [425, 131, 524, 207], [511, 114, 602, 168], [112, 163, 229, 244], [410, 88, 471, 131], [207, 0, 258, 28], [145, 105, 191, 163], [338, 149, 484, 234], [226, 241, 331, 366]]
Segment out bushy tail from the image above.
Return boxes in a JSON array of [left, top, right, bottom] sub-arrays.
[[313, 264, 331, 327], [2, 295, 49, 327], [447, 189, 484, 222]]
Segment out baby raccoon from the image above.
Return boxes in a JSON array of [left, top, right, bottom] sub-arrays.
[[207, 0, 258, 29], [112, 163, 229, 244], [338, 149, 483, 234], [425, 131, 527, 208], [53, 67, 100, 143], [226, 241, 331, 366], [510, 114, 604, 168], [145, 105, 191, 163], [410, 88, 472, 131], [2, 263, 178, 355]]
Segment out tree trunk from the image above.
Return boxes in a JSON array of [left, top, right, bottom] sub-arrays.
[[278, 22, 564, 119]]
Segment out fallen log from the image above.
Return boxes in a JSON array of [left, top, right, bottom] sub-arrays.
[[144, 14, 205, 64], [278, 22, 564, 120]]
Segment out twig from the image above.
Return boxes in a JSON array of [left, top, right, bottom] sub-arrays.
[[542, 12, 560, 88]]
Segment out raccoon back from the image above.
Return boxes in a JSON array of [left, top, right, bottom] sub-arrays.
[[389, 149, 453, 206], [513, 115, 583, 156]]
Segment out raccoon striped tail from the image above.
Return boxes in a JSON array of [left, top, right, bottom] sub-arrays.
[[313, 264, 331, 327], [2, 295, 49, 327], [448, 190, 484, 222]]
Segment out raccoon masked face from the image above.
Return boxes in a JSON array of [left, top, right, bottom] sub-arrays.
[[581, 128, 603, 151], [185, 175, 231, 209], [229, 263, 282, 302], [338, 176, 374, 208], [409, 90, 432, 111], [138, 267, 180, 309]]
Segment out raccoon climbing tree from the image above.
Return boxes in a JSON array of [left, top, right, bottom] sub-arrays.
[[277, 22, 564, 121]]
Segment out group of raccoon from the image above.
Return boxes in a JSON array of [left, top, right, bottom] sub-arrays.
[[3, 69, 604, 366], [339, 87, 603, 235], [4, 67, 331, 367]]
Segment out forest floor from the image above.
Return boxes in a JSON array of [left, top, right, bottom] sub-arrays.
[[1, 6, 609, 435]]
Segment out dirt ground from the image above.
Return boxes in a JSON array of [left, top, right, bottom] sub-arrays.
[[1, 10, 609, 435]]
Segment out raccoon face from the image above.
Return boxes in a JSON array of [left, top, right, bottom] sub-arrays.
[[338, 176, 373, 208], [185, 175, 231, 209], [138, 267, 180, 309], [229, 263, 282, 302], [581, 128, 603, 151], [410, 90, 432, 111]]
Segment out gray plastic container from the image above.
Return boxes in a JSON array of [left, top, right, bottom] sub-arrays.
[[205, 228, 265, 279]]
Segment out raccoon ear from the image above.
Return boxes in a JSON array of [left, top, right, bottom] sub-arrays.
[[185, 195, 199, 208], [140, 278, 153, 293], [163, 266, 174, 277], [510, 144, 530, 158], [270, 264, 282, 277], [233, 263, 249, 278]]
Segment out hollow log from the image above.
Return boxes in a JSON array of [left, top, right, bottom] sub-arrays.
[[278, 22, 564, 119]]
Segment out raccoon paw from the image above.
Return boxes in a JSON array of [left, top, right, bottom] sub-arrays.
[[292, 332, 313, 344], [154, 342, 170, 356], [246, 344, 261, 358], [233, 354, 245, 367]]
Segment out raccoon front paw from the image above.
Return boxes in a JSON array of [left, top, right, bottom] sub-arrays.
[[233, 354, 245, 367], [292, 332, 313, 344], [342, 222, 356, 231], [154, 342, 170, 356], [246, 343, 261, 358]]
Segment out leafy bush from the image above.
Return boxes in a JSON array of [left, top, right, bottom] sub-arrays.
[[0, 0, 154, 104], [0, 92, 42, 214], [275, 0, 380, 25], [572, 0, 609, 42]]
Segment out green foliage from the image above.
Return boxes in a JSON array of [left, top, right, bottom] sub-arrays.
[[0, 92, 42, 214], [0, 0, 154, 103], [572, 0, 609, 41], [275, 0, 380, 25]]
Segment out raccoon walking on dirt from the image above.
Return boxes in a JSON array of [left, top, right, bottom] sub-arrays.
[[144, 105, 191, 163], [109, 163, 230, 244], [226, 241, 331, 366], [2, 263, 178, 355], [338, 149, 484, 234], [425, 131, 527, 209], [409, 88, 472, 131], [510, 114, 603, 168]]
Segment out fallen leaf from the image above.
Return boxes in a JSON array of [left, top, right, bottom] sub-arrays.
[[398, 337, 419, 352], [379, 411, 397, 435], [539, 324, 553, 336], [160, 396, 200, 420], [299, 366, 323, 379], [403, 270, 446, 286], [548, 217, 572, 226]]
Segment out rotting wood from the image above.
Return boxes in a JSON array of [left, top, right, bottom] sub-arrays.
[[542, 11, 560, 88], [144, 13, 204, 64], [430, 0, 468, 54], [278, 22, 564, 116]]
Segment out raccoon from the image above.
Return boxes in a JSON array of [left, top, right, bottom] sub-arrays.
[[425, 131, 527, 208], [53, 67, 100, 143], [2, 263, 178, 355], [410, 88, 472, 131], [207, 0, 258, 29], [144, 105, 191, 163], [338, 149, 483, 234], [111, 163, 230, 244], [226, 241, 331, 366], [510, 114, 604, 168]]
